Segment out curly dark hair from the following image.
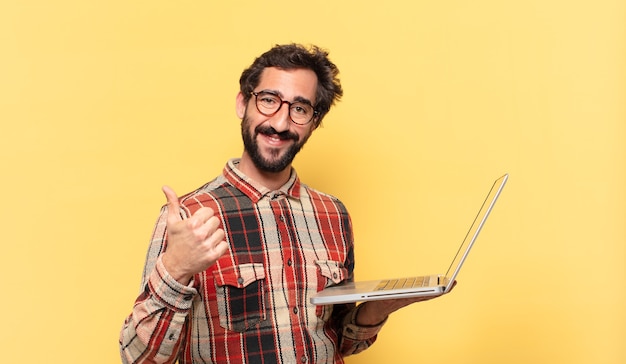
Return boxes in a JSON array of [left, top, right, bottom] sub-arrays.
[[239, 44, 343, 127]]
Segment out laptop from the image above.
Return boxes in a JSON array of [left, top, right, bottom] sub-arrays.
[[310, 174, 508, 305]]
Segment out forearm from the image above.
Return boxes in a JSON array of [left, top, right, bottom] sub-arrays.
[[119, 257, 196, 364], [336, 304, 387, 357]]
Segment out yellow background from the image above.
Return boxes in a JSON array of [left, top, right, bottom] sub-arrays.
[[1, 1, 624, 363]]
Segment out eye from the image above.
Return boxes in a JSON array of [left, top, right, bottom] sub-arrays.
[[291, 103, 311, 115], [259, 95, 279, 105]]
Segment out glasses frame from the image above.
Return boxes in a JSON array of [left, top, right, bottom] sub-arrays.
[[251, 91, 319, 126]]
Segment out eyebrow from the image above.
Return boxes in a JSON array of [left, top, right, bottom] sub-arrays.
[[258, 89, 315, 107]]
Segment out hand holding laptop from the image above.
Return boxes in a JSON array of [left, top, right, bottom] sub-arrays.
[[354, 281, 458, 326]]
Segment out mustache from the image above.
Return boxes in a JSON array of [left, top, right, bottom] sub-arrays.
[[255, 125, 299, 142]]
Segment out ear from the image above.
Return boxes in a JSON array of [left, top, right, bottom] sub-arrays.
[[235, 92, 246, 119], [310, 114, 322, 131]]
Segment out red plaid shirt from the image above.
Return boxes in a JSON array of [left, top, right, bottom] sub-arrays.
[[120, 159, 385, 363]]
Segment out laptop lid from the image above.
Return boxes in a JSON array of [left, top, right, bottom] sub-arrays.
[[442, 173, 508, 292]]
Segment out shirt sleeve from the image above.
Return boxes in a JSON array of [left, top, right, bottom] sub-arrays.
[[119, 207, 196, 364], [330, 245, 388, 356], [336, 303, 388, 356]]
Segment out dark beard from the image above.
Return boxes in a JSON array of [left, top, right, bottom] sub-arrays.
[[241, 115, 308, 173]]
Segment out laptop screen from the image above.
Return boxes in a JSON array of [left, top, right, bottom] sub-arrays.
[[443, 174, 508, 283]]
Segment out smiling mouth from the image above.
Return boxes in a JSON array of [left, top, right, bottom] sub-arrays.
[[256, 126, 298, 144], [261, 137, 284, 149]]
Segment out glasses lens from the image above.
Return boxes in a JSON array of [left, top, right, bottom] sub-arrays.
[[289, 103, 314, 124], [255, 92, 281, 115]]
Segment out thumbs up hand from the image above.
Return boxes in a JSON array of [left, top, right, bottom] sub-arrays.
[[160, 186, 229, 284]]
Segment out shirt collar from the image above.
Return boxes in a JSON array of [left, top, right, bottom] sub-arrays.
[[223, 158, 301, 203]]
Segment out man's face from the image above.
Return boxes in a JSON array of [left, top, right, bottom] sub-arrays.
[[237, 67, 318, 173]]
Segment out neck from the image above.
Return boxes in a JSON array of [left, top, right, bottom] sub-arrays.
[[238, 153, 292, 191]]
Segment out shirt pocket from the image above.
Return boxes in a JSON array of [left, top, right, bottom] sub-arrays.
[[315, 260, 348, 289], [314, 260, 349, 319], [213, 263, 267, 333]]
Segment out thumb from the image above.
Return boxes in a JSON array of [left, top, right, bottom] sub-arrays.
[[162, 185, 182, 222]]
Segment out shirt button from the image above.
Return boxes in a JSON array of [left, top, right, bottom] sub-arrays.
[[293, 307, 298, 314], [287, 259, 293, 266], [332, 272, 338, 279], [237, 277, 244, 285], [300, 356, 307, 363], [279, 215, 285, 222]]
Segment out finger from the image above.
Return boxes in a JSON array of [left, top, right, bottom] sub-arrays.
[[214, 239, 229, 257], [188, 207, 217, 230], [162, 185, 182, 223], [208, 238, 229, 260], [187, 219, 220, 248]]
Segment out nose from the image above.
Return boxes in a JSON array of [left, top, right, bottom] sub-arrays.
[[268, 102, 292, 132]]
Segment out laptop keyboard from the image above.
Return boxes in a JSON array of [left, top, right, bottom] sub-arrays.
[[375, 276, 431, 291]]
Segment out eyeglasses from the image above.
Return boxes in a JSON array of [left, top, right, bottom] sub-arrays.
[[251, 91, 319, 125]]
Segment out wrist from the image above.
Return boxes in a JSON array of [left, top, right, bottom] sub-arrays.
[[161, 253, 193, 285], [355, 303, 388, 327]]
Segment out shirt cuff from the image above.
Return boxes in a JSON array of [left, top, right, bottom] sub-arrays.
[[147, 255, 198, 312], [341, 304, 388, 340]]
